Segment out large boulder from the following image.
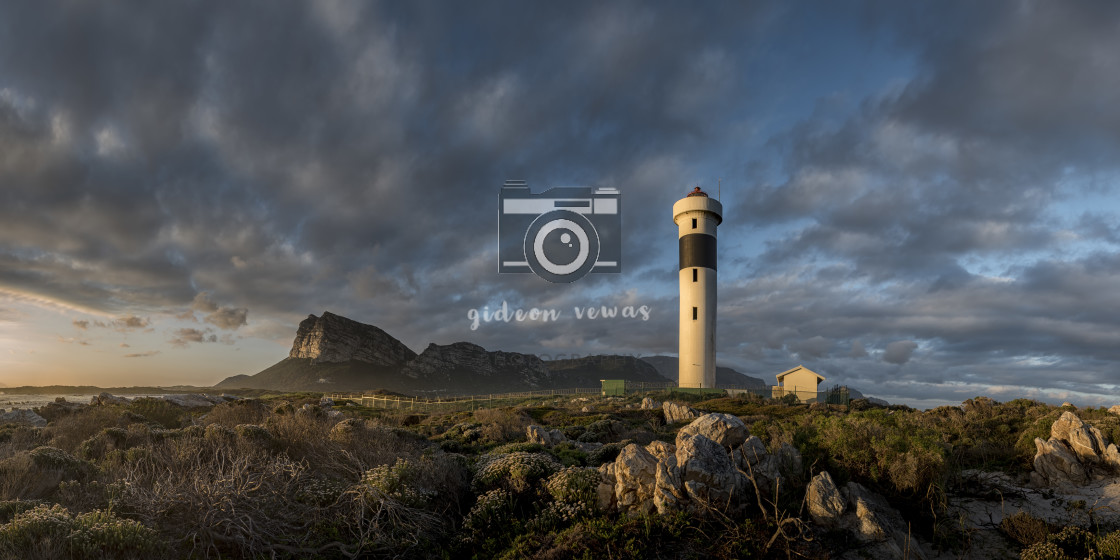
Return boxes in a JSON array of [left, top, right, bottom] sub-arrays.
[[677, 413, 748, 449], [1104, 442, 1120, 470], [1031, 412, 1119, 487], [597, 462, 617, 511], [654, 453, 685, 514], [90, 393, 130, 406], [842, 482, 930, 559], [807, 471, 845, 527], [1110, 405, 1120, 416], [1032, 437, 1089, 487], [731, 435, 768, 473], [754, 442, 803, 490], [663, 401, 700, 424], [0, 409, 47, 427], [613, 444, 659, 515], [645, 440, 675, 463], [1051, 411, 1105, 464], [526, 424, 567, 447], [640, 397, 661, 410], [675, 433, 747, 513]]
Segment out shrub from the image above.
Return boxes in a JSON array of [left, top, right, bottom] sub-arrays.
[[587, 442, 624, 466], [1020, 541, 1070, 560], [0, 500, 43, 524], [1096, 531, 1120, 559], [544, 466, 602, 510], [44, 406, 123, 453], [461, 488, 516, 540], [473, 452, 560, 494], [0, 503, 167, 559], [127, 398, 186, 429], [68, 509, 168, 558], [1048, 525, 1092, 559], [473, 408, 532, 444], [203, 399, 269, 427], [360, 458, 438, 508], [1000, 510, 1052, 547]]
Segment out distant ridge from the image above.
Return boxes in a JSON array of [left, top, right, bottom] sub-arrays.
[[640, 356, 767, 390], [215, 312, 673, 394]]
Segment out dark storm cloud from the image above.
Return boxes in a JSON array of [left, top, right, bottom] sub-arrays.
[[190, 292, 249, 330], [883, 341, 917, 365], [168, 328, 216, 348], [718, 1, 1120, 404], [0, 0, 770, 331]]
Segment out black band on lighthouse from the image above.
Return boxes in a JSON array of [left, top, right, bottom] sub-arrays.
[[679, 233, 716, 270]]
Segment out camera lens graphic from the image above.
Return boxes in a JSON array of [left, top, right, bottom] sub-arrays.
[[524, 210, 600, 283]]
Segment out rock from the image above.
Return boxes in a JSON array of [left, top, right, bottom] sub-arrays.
[[654, 454, 686, 514], [677, 413, 748, 449], [663, 401, 700, 424], [1110, 405, 1120, 416], [581, 406, 591, 413], [1051, 411, 1104, 464], [526, 424, 567, 447], [843, 482, 930, 559], [289, 311, 417, 366], [0, 409, 47, 427], [613, 444, 658, 515], [401, 342, 554, 388], [162, 394, 221, 408], [597, 462, 617, 511], [1061, 402, 1074, 408], [755, 442, 803, 489], [645, 440, 675, 463], [320, 397, 335, 407], [1033, 437, 1089, 486], [675, 433, 746, 513], [731, 436, 768, 473], [90, 393, 130, 406], [36, 398, 86, 420], [1104, 443, 1120, 470], [807, 471, 845, 527], [640, 397, 661, 410]]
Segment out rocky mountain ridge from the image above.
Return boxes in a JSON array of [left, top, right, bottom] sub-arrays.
[[288, 312, 416, 366], [216, 311, 676, 393]]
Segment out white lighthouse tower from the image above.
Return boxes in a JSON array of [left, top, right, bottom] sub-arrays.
[[674, 186, 722, 389]]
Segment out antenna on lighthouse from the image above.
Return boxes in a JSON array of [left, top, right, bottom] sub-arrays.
[[718, 178, 721, 201]]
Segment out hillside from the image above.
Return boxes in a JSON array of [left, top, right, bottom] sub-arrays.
[[640, 355, 767, 389]]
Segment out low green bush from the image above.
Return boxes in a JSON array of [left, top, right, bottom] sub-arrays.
[[473, 452, 560, 494], [0, 503, 167, 559]]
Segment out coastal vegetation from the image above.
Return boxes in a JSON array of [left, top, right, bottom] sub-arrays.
[[0, 391, 1116, 558]]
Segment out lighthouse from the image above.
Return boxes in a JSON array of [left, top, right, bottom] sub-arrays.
[[674, 186, 722, 389]]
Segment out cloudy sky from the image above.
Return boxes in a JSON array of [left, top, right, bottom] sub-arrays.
[[1, 1, 1118, 407]]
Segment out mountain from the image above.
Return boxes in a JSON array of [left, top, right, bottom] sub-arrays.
[[288, 311, 416, 365], [543, 355, 669, 387], [215, 311, 418, 392], [401, 342, 554, 394], [216, 312, 672, 394], [640, 356, 768, 390]]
